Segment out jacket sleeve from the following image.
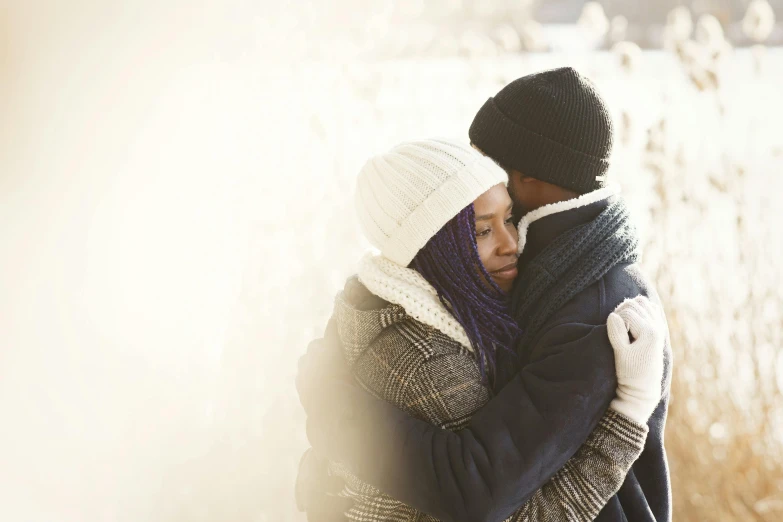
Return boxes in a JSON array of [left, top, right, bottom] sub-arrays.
[[306, 321, 619, 522], [341, 337, 648, 522], [504, 409, 647, 522], [335, 345, 491, 521]]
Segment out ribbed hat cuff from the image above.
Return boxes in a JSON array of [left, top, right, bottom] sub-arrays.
[[383, 155, 507, 267], [469, 97, 609, 194]]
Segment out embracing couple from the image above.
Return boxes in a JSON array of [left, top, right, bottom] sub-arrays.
[[295, 67, 672, 522]]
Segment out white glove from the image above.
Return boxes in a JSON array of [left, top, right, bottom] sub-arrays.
[[607, 296, 666, 424]]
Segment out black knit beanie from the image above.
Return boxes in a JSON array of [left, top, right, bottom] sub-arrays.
[[469, 67, 613, 195]]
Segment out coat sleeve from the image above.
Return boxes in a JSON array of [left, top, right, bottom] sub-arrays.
[[343, 339, 648, 522], [335, 345, 491, 522], [503, 409, 647, 522], [306, 321, 619, 522]]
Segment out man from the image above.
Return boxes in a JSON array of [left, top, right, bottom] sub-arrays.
[[296, 67, 672, 522]]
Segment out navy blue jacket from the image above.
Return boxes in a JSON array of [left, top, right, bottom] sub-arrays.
[[308, 199, 672, 522]]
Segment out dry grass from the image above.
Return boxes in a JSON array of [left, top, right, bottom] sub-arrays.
[[205, 43, 783, 520], [142, 42, 783, 522], [5, 4, 781, 521], [642, 105, 783, 521]]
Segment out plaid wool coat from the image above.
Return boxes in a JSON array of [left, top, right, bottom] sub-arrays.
[[328, 277, 649, 522]]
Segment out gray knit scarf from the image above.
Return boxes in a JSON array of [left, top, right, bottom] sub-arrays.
[[503, 198, 640, 381]]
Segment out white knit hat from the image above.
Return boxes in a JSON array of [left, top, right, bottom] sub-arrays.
[[355, 138, 508, 267]]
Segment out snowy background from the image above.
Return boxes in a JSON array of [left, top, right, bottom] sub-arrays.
[[1, 1, 782, 521]]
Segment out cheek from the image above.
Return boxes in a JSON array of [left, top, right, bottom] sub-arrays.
[[476, 240, 494, 269], [509, 223, 520, 247]]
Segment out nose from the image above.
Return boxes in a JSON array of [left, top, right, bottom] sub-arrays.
[[497, 223, 518, 257]]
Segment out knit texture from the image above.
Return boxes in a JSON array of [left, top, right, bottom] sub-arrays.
[[355, 138, 507, 266], [607, 297, 667, 424], [503, 192, 640, 386], [357, 253, 472, 350], [327, 278, 649, 522], [469, 67, 614, 194], [515, 185, 619, 256]]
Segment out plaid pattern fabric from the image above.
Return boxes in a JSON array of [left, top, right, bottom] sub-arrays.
[[329, 281, 648, 522]]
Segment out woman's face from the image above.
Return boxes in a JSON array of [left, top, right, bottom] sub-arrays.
[[473, 184, 519, 293]]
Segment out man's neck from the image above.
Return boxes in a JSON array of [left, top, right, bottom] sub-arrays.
[[510, 176, 580, 221], [526, 184, 580, 213]]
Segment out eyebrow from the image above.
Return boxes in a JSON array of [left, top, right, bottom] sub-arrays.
[[475, 203, 513, 222]]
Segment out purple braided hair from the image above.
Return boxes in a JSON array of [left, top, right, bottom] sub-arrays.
[[409, 203, 521, 385]]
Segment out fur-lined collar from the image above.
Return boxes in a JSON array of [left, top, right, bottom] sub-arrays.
[[516, 185, 620, 256]]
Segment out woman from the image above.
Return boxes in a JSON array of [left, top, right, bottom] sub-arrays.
[[323, 138, 664, 521]]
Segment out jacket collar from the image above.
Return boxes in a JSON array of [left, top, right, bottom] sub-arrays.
[[357, 254, 473, 350], [516, 185, 620, 265]]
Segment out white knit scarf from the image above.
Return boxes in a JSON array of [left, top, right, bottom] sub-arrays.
[[357, 253, 473, 351]]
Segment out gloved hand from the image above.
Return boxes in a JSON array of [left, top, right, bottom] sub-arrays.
[[607, 296, 666, 424], [295, 448, 354, 521]]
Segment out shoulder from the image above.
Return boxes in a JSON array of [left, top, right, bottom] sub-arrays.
[[339, 275, 476, 373], [342, 275, 390, 311], [368, 317, 474, 366], [357, 317, 489, 427], [544, 278, 604, 327], [602, 262, 666, 314], [551, 261, 661, 327], [366, 317, 485, 395]]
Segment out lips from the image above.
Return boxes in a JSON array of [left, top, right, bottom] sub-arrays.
[[491, 262, 518, 279]]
